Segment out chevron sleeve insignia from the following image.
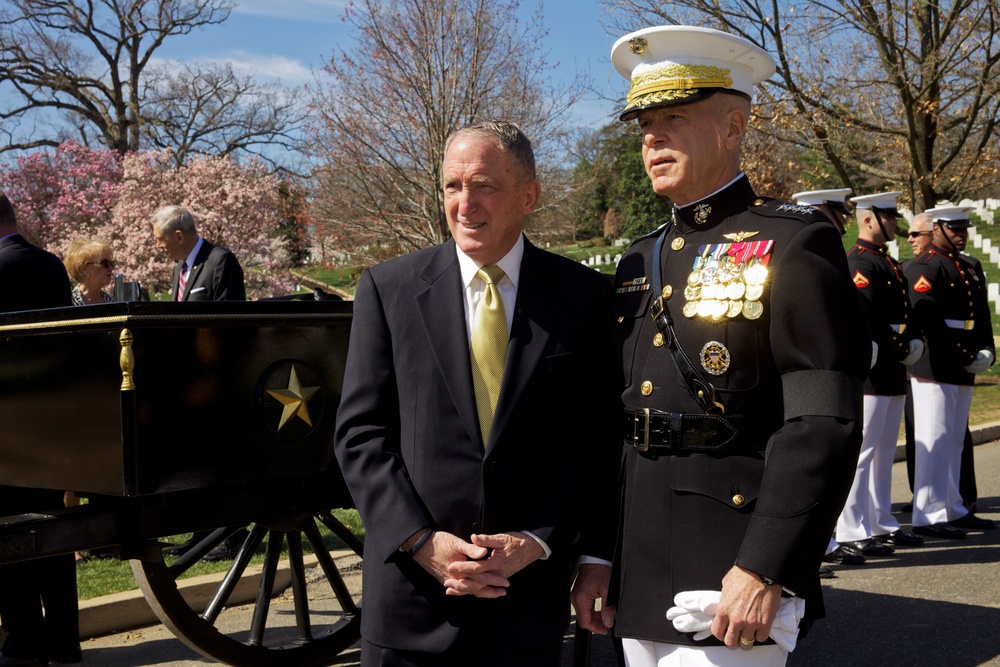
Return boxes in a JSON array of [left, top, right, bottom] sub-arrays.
[[913, 275, 932, 293], [852, 271, 871, 288]]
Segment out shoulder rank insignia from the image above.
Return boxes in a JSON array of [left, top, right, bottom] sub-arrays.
[[723, 230, 759, 243], [852, 271, 871, 288], [913, 275, 932, 293], [617, 276, 651, 294], [775, 203, 814, 215]]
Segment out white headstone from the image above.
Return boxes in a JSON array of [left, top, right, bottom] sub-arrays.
[[989, 283, 999, 302]]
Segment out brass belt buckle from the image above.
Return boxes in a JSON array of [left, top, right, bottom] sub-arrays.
[[633, 408, 651, 453]]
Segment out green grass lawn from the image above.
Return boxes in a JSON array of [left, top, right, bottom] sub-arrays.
[[76, 508, 362, 600]]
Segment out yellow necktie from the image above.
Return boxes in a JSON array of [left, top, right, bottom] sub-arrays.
[[471, 265, 508, 448]]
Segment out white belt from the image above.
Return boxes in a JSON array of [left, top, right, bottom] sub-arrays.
[[889, 323, 906, 333], [944, 319, 975, 330]]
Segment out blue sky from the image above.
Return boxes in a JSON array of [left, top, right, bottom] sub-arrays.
[[155, 0, 624, 131]]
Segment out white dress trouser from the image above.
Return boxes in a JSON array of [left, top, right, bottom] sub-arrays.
[[910, 377, 972, 527], [835, 394, 904, 542], [622, 639, 788, 667]]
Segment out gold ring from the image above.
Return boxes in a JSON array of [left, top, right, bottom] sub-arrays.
[[739, 636, 755, 647]]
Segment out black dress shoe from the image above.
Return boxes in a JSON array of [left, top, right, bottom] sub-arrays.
[[841, 538, 895, 558], [47, 644, 81, 664], [818, 566, 834, 579], [164, 536, 199, 557], [913, 523, 966, 539], [0, 652, 49, 666], [875, 530, 923, 547], [900, 502, 913, 513], [201, 528, 250, 562], [822, 546, 865, 565], [948, 513, 996, 530]]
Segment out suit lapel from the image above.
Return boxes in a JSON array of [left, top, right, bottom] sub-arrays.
[[488, 240, 553, 453], [414, 241, 482, 448]]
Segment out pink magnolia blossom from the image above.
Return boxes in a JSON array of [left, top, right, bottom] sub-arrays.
[[1, 142, 294, 299]]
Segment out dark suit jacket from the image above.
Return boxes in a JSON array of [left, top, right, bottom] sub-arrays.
[[0, 233, 76, 656], [173, 239, 245, 301], [0, 234, 72, 312], [334, 236, 618, 654]]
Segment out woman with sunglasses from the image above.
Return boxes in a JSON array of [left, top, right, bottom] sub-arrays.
[[63, 239, 115, 305]]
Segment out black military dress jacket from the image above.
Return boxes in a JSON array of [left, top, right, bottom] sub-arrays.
[[847, 239, 918, 395], [904, 245, 994, 386], [611, 176, 870, 645]]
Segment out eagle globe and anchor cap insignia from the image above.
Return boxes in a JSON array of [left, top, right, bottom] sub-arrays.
[[257, 360, 324, 440]]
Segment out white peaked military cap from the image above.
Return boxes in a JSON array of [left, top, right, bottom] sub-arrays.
[[925, 205, 973, 229], [850, 192, 902, 216], [611, 25, 777, 121], [792, 189, 852, 214]]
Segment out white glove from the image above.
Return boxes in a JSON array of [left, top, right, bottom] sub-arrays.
[[965, 349, 994, 374], [901, 338, 924, 366], [870, 341, 879, 369], [665, 590, 806, 652]]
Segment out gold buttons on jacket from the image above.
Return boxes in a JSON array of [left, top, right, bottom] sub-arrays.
[[671, 237, 685, 251], [662, 285, 673, 299], [653, 333, 665, 347], [732, 494, 746, 507], [617, 316, 624, 323], [640, 381, 653, 396]]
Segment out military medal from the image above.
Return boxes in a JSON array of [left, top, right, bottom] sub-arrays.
[[743, 300, 763, 320], [700, 341, 731, 375], [725, 282, 745, 299], [682, 236, 773, 323]]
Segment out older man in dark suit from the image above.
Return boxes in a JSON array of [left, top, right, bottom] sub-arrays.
[[150, 204, 245, 302], [149, 204, 247, 560], [0, 191, 79, 666], [334, 120, 617, 666]]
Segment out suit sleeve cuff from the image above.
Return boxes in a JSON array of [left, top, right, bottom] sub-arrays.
[[522, 530, 552, 560]]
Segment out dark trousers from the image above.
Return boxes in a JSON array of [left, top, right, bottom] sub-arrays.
[[0, 486, 79, 659], [361, 630, 562, 667]]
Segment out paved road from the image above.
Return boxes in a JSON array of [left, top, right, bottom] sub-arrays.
[[79, 441, 1000, 666]]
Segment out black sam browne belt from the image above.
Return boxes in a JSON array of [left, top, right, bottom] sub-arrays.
[[624, 408, 767, 454]]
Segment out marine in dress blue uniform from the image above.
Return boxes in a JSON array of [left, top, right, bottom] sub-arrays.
[[834, 192, 924, 556], [587, 26, 871, 667], [904, 206, 996, 538], [790, 188, 869, 573]]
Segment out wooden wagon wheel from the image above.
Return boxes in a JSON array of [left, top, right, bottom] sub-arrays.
[[131, 510, 363, 667]]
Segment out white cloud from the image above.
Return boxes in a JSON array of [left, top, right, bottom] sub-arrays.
[[151, 52, 314, 87], [232, 0, 346, 23], [224, 52, 313, 85]]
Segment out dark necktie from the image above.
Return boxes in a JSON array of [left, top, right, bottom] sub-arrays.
[[177, 261, 188, 301]]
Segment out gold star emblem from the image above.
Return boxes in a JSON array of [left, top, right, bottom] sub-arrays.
[[723, 231, 760, 243], [266, 365, 320, 430]]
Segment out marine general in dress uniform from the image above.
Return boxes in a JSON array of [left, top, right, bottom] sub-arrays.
[[833, 192, 925, 558], [571, 25, 871, 667], [904, 205, 996, 539]]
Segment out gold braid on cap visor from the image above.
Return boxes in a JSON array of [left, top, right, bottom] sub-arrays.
[[623, 64, 734, 113]]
